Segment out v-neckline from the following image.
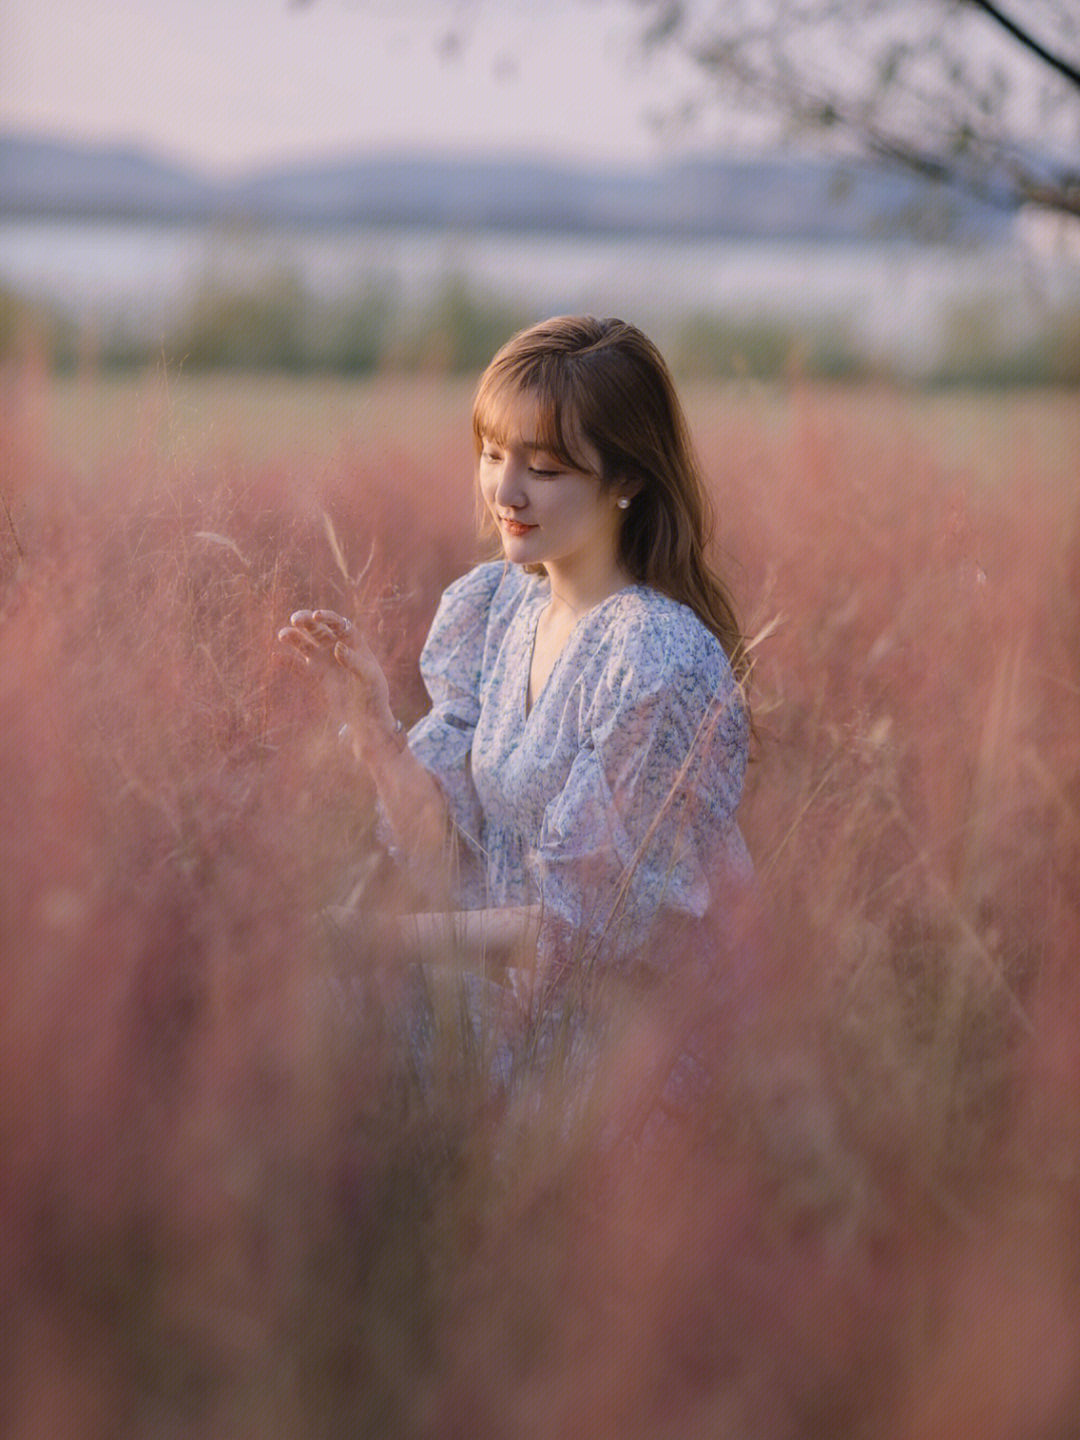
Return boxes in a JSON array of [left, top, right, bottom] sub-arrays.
[[521, 581, 635, 722], [523, 595, 553, 722]]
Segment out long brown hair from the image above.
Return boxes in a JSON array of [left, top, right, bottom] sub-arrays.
[[472, 315, 748, 684]]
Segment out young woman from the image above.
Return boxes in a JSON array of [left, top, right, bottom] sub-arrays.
[[279, 316, 751, 998]]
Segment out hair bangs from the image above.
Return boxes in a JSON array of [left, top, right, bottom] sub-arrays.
[[472, 353, 597, 477]]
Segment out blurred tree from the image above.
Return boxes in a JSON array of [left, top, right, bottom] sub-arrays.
[[623, 0, 1080, 215], [299, 3, 1078, 214]]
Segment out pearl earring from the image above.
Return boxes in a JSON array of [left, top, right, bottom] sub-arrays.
[[616, 497, 630, 510]]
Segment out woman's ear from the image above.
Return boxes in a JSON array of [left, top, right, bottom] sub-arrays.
[[612, 475, 643, 507]]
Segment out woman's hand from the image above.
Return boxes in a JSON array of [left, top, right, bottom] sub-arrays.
[[277, 608, 398, 761], [278, 609, 450, 870]]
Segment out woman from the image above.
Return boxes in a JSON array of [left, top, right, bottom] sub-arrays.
[[279, 316, 750, 1001]]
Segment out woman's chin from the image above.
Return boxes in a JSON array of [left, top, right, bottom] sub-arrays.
[[500, 533, 541, 561]]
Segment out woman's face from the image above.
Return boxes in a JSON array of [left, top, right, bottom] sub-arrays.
[[477, 390, 624, 581]]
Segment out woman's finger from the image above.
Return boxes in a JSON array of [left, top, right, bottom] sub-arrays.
[[310, 622, 339, 647], [288, 615, 341, 651], [278, 625, 331, 664], [313, 609, 353, 637], [277, 625, 310, 651]]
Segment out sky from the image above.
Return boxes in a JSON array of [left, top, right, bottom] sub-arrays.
[[0, 0, 722, 173], [4, 0, 1066, 178]]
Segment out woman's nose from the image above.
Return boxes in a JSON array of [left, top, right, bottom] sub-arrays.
[[494, 459, 526, 509]]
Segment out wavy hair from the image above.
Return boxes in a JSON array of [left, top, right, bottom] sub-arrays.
[[472, 315, 748, 685]]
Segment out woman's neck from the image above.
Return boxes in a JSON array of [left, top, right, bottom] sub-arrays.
[[541, 557, 634, 623]]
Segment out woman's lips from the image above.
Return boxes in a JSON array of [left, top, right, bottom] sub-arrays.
[[501, 518, 537, 536]]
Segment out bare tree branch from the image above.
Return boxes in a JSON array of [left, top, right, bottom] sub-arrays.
[[301, 1, 1080, 216], [626, 0, 1080, 216], [965, 1, 1080, 92]]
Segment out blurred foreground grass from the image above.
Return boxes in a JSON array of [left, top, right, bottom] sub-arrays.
[[2, 367, 1078, 1438]]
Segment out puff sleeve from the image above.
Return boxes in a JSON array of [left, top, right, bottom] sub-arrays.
[[529, 609, 750, 975], [385, 563, 503, 900]]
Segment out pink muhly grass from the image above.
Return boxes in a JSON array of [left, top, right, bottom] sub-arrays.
[[1, 366, 1078, 1437]]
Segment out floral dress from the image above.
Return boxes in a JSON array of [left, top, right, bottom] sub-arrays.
[[400, 560, 751, 982]]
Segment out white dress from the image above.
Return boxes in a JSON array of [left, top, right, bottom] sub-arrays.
[[399, 560, 751, 984]]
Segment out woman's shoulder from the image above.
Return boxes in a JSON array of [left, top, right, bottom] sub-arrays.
[[598, 586, 736, 692], [436, 559, 536, 618], [588, 587, 748, 761], [423, 561, 537, 669], [436, 559, 507, 612], [427, 561, 522, 634]]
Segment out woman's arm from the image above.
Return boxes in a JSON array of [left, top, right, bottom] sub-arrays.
[[279, 602, 541, 979], [530, 622, 750, 975], [401, 905, 541, 970], [341, 712, 452, 881], [321, 903, 541, 1003], [278, 607, 451, 879]]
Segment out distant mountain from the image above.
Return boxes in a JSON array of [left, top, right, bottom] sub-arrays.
[[0, 132, 1013, 243], [0, 134, 217, 219]]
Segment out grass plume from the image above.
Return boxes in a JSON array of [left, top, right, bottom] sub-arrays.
[[2, 367, 1078, 1437]]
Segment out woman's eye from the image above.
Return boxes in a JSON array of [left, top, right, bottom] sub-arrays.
[[480, 449, 501, 463], [529, 466, 560, 478]]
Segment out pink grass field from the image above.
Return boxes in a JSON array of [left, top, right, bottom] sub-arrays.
[[2, 363, 1079, 1437]]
